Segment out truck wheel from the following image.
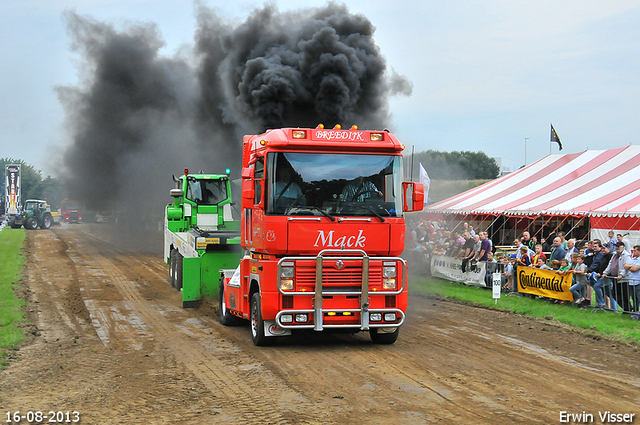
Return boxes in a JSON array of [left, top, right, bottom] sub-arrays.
[[175, 253, 183, 291], [25, 217, 38, 230], [250, 293, 271, 346], [219, 281, 240, 326], [370, 327, 399, 344], [169, 249, 176, 288], [39, 213, 52, 229]]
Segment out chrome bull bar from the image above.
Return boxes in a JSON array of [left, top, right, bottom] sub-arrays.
[[276, 249, 407, 331], [275, 309, 406, 330]]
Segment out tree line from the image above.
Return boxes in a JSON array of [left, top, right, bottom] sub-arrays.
[[405, 149, 500, 180]]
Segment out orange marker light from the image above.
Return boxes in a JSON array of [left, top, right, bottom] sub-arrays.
[[350, 125, 358, 130], [316, 124, 325, 129], [333, 124, 341, 130]]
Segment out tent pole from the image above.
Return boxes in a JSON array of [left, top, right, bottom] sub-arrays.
[[485, 214, 501, 241], [548, 214, 571, 238], [449, 213, 470, 233], [533, 215, 556, 243], [565, 217, 585, 241]]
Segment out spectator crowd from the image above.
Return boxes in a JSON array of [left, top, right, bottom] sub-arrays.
[[407, 219, 639, 318]]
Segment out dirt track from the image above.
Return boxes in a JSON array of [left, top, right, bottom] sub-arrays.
[[1, 225, 639, 424]]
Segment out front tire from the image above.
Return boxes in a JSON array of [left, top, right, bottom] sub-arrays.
[[39, 213, 52, 229], [370, 327, 399, 344], [250, 293, 271, 346], [25, 217, 38, 230], [219, 281, 241, 326]]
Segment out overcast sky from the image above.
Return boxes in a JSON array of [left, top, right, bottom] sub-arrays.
[[2, 0, 640, 176]]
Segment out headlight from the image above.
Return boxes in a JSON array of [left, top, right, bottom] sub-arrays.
[[280, 279, 294, 291], [295, 314, 308, 323], [370, 313, 382, 322], [280, 267, 294, 278], [383, 266, 396, 278], [384, 313, 396, 322], [383, 278, 396, 290], [281, 314, 293, 323]]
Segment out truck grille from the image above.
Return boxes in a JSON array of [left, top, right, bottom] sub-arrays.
[[295, 264, 382, 288]]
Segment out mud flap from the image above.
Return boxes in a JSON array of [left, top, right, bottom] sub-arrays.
[[263, 320, 291, 337]]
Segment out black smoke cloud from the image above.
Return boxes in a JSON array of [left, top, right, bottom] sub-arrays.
[[58, 2, 411, 224]]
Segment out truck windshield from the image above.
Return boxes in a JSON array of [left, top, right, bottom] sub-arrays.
[[186, 178, 228, 205], [266, 152, 403, 218]]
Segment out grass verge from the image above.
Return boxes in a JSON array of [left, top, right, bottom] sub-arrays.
[[411, 275, 640, 345], [0, 227, 27, 368]]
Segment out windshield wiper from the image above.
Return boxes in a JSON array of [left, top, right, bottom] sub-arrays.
[[288, 205, 336, 221], [307, 206, 336, 221], [362, 205, 386, 222]]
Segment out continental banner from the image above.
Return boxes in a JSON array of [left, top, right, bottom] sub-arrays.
[[430, 255, 487, 287], [516, 267, 574, 301]]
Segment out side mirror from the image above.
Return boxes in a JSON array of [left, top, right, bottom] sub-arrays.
[[242, 167, 255, 201], [402, 182, 425, 212]]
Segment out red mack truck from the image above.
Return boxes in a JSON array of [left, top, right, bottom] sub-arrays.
[[219, 125, 424, 345]]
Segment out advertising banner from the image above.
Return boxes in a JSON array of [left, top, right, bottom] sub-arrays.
[[5, 164, 20, 215], [430, 255, 487, 287], [516, 267, 574, 301]]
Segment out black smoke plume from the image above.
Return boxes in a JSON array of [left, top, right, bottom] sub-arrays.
[[58, 2, 411, 231]]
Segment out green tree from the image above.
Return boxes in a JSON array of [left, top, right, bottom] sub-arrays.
[[405, 150, 499, 180]]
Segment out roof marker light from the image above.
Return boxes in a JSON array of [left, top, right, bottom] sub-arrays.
[[316, 124, 324, 129], [334, 124, 341, 130], [370, 133, 384, 141], [184, 168, 189, 176], [350, 125, 358, 130], [292, 130, 307, 139]]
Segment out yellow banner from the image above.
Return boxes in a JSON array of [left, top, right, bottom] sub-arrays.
[[516, 267, 574, 301]]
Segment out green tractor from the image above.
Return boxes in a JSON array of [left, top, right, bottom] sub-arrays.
[[10, 199, 57, 230]]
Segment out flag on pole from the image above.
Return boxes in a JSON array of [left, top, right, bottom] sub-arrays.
[[550, 124, 563, 150], [419, 163, 430, 204]]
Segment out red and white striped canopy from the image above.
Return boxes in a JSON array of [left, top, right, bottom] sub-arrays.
[[426, 146, 640, 218]]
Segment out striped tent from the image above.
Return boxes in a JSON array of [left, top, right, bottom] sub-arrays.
[[425, 146, 640, 244]]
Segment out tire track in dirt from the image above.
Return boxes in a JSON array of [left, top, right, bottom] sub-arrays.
[[64, 228, 325, 424], [14, 226, 638, 425]]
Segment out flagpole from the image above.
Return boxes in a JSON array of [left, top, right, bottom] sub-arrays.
[[410, 145, 415, 181], [525, 137, 528, 165]]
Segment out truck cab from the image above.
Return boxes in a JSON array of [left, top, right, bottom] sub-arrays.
[[60, 200, 83, 223], [164, 170, 242, 307], [220, 126, 424, 345]]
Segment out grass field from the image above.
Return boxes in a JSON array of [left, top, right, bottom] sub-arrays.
[[411, 274, 640, 345], [0, 227, 26, 368]]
